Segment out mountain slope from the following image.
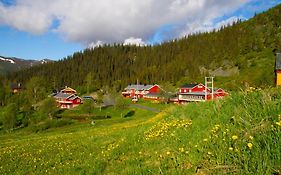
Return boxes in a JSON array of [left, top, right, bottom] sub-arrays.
[[0, 56, 53, 75], [7, 4, 281, 90]]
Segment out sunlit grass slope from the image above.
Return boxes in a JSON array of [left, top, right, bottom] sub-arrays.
[[0, 88, 280, 174]]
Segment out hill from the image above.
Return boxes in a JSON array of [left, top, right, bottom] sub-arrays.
[[0, 56, 53, 75], [0, 88, 280, 174], [6, 4, 281, 91]]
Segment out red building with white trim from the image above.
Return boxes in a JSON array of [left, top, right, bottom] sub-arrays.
[[53, 87, 82, 109], [178, 83, 228, 103], [122, 84, 161, 99]]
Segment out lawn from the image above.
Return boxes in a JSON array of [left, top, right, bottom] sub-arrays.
[[0, 88, 280, 174]]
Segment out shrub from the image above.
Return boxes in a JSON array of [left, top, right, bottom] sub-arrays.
[[2, 103, 18, 130], [30, 119, 74, 132]]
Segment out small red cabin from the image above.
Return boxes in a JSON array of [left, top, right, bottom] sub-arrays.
[[53, 93, 82, 109], [11, 83, 21, 93], [52, 87, 82, 109]]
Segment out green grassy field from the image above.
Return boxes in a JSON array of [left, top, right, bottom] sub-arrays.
[[0, 88, 280, 174]]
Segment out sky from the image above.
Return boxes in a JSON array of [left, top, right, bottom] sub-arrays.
[[0, 0, 281, 60]]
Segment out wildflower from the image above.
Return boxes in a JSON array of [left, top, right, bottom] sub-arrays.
[[232, 135, 238, 140], [179, 147, 184, 152], [166, 151, 171, 155], [247, 143, 253, 150], [276, 121, 281, 126], [249, 136, 253, 140], [203, 138, 208, 142], [229, 147, 233, 151], [139, 151, 142, 155], [207, 152, 212, 155]]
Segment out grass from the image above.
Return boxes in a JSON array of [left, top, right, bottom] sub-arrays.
[[0, 88, 280, 174]]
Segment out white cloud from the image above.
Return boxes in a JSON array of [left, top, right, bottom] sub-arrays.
[[180, 16, 248, 37], [88, 40, 104, 49], [0, 1, 53, 34], [124, 37, 146, 46], [0, 0, 251, 45]]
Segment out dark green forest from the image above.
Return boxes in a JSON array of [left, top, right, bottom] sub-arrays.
[[5, 4, 281, 93]]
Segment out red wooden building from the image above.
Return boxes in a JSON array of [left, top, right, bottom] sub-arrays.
[[178, 83, 228, 103], [53, 87, 82, 109], [122, 84, 161, 99], [11, 83, 21, 93]]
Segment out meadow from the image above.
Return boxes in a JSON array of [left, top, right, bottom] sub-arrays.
[[0, 88, 280, 174]]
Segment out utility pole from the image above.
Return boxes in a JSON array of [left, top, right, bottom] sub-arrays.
[[137, 79, 139, 98], [205, 77, 214, 101]]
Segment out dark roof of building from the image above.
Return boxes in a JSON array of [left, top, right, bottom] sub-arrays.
[[181, 84, 199, 88], [125, 84, 155, 91], [68, 95, 81, 101], [54, 93, 73, 99], [143, 92, 162, 97], [10, 83, 21, 89], [276, 53, 281, 70]]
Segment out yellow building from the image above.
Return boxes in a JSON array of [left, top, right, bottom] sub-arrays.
[[60, 86, 77, 94], [276, 53, 281, 87]]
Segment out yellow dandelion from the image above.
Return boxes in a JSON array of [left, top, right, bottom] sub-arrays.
[[247, 143, 253, 150], [229, 147, 233, 151], [139, 151, 142, 154], [203, 138, 208, 142], [166, 151, 171, 155], [232, 135, 238, 140], [179, 147, 184, 152], [276, 121, 281, 126]]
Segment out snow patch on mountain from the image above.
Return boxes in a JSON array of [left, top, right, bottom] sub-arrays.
[[0, 56, 15, 64], [41, 59, 48, 64]]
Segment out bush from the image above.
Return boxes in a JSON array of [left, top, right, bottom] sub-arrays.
[[2, 103, 18, 130], [124, 110, 135, 118], [29, 119, 74, 132], [37, 97, 58, 120]]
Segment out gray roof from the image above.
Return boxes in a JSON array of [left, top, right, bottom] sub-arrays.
[[143, 92, 162, 97], [181, 84, 199, 88], [125, 84, 154, 91], [179, 92, 206, 95], [179, 91, 224, 95], [276, 53, 281, 70], [54, 93, 73, 99], [68, 95, 81, 101], [11, 83, 21, 89]]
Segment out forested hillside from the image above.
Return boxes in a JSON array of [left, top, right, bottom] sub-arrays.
[[7, 4, 281, 91]]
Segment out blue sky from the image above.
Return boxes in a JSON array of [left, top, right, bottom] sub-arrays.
[[0, 0, 281, 60]]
